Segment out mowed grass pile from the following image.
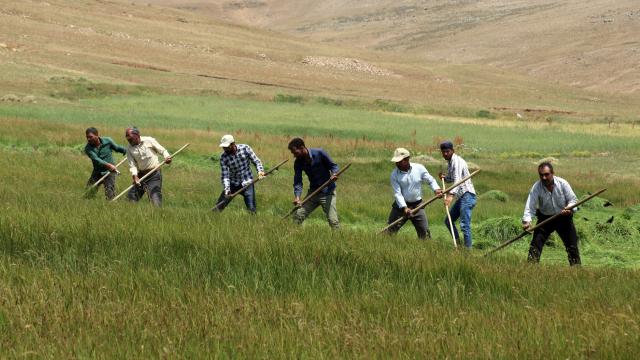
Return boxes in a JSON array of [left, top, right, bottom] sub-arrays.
[[1, 95, 640, 356]]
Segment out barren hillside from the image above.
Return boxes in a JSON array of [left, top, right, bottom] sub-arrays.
[[150, 0, 640, 94], [0, 0, 638, 118]]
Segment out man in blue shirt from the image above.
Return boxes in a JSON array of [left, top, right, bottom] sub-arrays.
[[387, 148, 442, 239], [84, 127, 127, 200], [288, 137, 340, 229]]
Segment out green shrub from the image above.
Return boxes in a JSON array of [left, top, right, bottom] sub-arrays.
[[48, 77, 153, 100], [315, 97, 343, 106], [273, 94, 305, 104], [373, 99, 407, 113], [476, 110, 495, 119]]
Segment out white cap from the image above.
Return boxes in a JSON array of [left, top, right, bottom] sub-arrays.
[[219, 134, 235, 148], [391, 147, 410, 162]]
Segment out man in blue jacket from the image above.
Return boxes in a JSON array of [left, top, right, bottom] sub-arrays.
[[84, 127, 127, 199], [288, 137, 340, 229]]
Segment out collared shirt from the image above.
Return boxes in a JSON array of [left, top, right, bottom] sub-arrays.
[[522, 176, 578, 222], [391, 163, 440, 208], [220, 144, 264, 192], [293, 148, 339, 197], [443, 153, 476, 198], [127, 136, 171, 176], [84, 136, 127, 175]]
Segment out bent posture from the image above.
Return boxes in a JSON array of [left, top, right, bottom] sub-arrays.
[[289, 137, 340, 229], [386, 148, 442, 239], [522, 162, 580, 266], [125, 127, 172, 207], [215, 134, 265, 213], [439, 141, 477, 248], [84, 127, 127, 200]]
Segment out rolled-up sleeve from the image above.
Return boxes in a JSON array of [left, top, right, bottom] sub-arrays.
[[220, 158, 231, 192]]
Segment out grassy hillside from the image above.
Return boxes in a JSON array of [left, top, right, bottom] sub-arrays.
[[1, 95, 640, 356]]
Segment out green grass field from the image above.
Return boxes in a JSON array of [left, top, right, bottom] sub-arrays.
[[1, 95, 640, 357]]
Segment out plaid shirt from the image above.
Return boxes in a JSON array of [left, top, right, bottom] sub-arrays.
[[220, 144, 264, 192], [444, 153, 476, 198]]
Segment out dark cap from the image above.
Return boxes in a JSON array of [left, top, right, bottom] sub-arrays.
[[440, 141, 454, 150]]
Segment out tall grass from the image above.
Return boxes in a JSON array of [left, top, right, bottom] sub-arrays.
[[0, 95, 639, 356]]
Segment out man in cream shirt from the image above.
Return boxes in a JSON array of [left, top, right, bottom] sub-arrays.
[[125, 127, 172, 207], [386, 148, 442, 239]]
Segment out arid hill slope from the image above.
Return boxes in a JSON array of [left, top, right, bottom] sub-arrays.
[[0, 0, 637, 117], [149, 0, 640, 94]]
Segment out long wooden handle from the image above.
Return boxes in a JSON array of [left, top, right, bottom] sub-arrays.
[[212, 158, 289, 210], [484, 188, 607, 256], [111, 143, 190, 202], [378, 169, 481, 234], [85, 157, 128, 192], [282, 163, 352, 219], [442, 177, 458, 248]]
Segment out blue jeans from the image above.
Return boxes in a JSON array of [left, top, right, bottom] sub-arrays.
[[216, 183, 256, 213], [444, 192, 476, 248]]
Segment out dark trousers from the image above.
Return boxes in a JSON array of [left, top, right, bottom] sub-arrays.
[[215, 184, 256, 213], [127, 170, 163, 207], [528, 212, 581, 266], [386, 200, 431, 239], [85, 171, 116, 200]]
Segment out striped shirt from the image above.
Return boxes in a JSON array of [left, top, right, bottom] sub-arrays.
[[443, 153, 476, 198], [391, 163, 440, 208], [127, 136, 171, 176], [522, 176, 578, 223], [220, 144, 264, 192]]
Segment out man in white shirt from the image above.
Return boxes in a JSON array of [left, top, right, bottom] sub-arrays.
[[522, 162, 580, 266], [439, 141, 477, 249], [386, 148, 442, 239], [125, 127, 172, 207]]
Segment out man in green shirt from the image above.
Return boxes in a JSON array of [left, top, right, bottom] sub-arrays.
[[84, 127, 127, 199]]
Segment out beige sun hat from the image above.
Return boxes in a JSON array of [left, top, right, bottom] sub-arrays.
[[219, 134, 235, 147], [391, 147, 410, 162]]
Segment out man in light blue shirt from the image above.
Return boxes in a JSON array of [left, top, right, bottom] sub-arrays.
[[386, 148, 442, 239]]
